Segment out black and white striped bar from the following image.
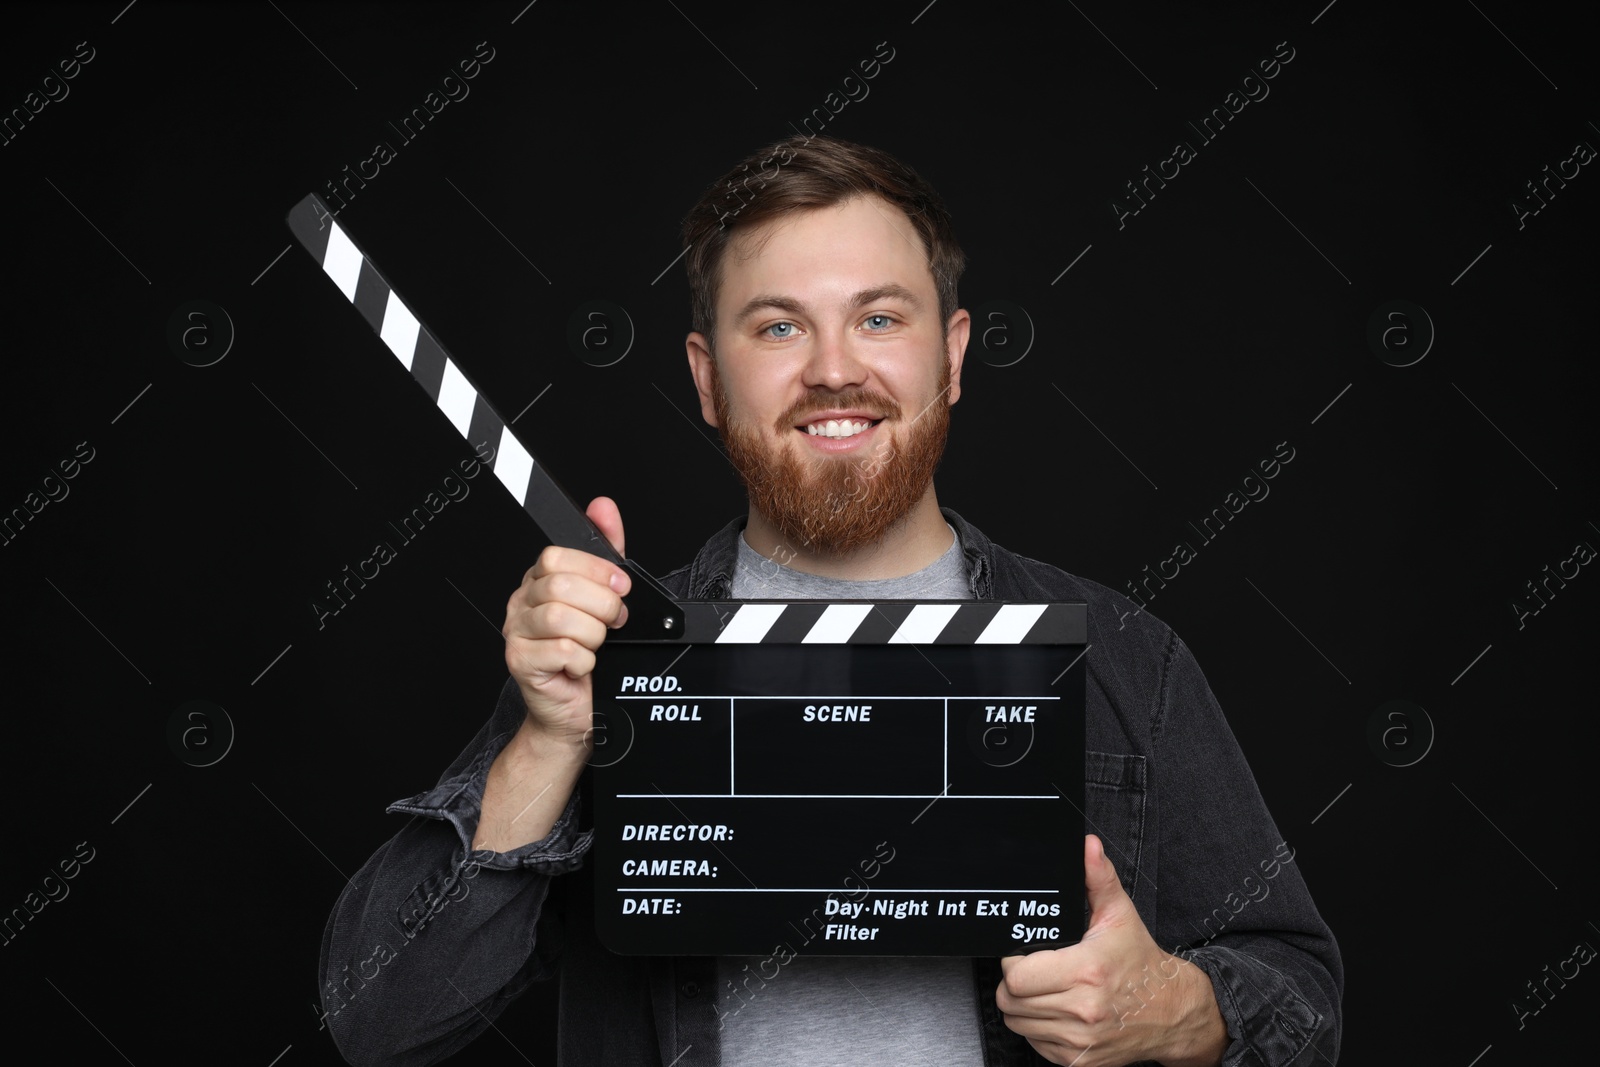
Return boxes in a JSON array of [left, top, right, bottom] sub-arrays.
[[285, 193, 619, 566], [712, 602, 1080, 644]]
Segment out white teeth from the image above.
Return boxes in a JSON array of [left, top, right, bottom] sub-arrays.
[[806, 419, 873, 438]]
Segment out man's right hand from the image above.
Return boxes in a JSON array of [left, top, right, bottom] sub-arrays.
[[501, 496, 632, 743], [477, 496, 629, 854]]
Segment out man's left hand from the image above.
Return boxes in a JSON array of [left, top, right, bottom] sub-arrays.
[[996, 834, 1230, 1067]]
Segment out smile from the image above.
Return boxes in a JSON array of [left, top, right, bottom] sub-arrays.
[[801, 418, 881, 438]]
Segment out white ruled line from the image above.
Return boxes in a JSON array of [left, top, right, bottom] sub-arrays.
[[616, 887, 1060, 893], [614, 694, 1060, 700], [617, 793, 1060, 799]]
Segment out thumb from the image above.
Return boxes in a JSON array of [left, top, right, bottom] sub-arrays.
[[1084, 834, 1129, 922], [586, 496, 626, 559]]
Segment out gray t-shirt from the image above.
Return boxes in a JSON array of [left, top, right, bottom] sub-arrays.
[[717, 525, 985, 1067]]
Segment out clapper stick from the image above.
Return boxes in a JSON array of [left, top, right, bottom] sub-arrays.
[[284, 193, 684, 639]]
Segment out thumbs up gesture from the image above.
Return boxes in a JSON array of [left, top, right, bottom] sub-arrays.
[[996, 835, 1230, 1066]]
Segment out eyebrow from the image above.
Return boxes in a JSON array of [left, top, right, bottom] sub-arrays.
[[732, 283, 924, 328]]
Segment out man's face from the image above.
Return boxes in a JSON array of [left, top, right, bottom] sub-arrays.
[[687, 195, 969, 557]]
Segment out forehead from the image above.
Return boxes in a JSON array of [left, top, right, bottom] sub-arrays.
[[716, 195, 935, 312]]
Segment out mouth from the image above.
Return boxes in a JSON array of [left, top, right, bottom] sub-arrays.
[[794, 416, 884, 440]]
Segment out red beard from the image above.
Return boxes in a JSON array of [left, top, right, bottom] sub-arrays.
[[712, 360, 952, 557]]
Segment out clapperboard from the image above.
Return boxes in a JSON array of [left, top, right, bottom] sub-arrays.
[[286, 193, 1088, 957]]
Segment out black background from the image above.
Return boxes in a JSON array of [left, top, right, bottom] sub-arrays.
[[2, 1, 1595, 1063]]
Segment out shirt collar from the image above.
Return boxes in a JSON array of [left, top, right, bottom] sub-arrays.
[[682, 506, 995, 599]]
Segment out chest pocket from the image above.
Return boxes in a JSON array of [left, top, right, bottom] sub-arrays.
[[1083, 751, 1149, 912]]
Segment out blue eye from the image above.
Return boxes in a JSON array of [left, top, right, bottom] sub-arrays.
[[864, 314, 893, 331], [764, 322, 796, 339]]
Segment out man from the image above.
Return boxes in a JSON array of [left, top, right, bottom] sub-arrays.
[[318, 135, 1342, 1066]]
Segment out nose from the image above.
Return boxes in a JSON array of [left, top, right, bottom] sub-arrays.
[[799, 323, 869, 392]]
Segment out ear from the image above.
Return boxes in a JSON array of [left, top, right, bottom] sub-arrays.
[[686, 331, 720, 427], [944, 308, 970, 406]]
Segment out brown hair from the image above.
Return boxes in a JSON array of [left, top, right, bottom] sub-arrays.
[[680, 135, 966, 356]]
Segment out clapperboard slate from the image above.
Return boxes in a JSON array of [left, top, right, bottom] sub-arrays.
[[287, 193, 1088, 957]]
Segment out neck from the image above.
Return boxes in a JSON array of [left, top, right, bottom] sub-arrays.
[[742, 487, 954, 581]]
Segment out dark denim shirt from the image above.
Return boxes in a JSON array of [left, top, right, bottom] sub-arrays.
[[318, 507, 1343, 1066]]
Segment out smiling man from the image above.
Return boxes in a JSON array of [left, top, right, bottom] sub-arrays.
[[318, 135, 1343, 1067]]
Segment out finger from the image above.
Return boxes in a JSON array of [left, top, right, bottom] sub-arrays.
[[1001, 1013, 1075, 1040], [525, 544, 631, 598], [586, 495, 625, 559], [511, 596, 614, 654], [998, 947, 1072, 1000], [534, 570, 629, 630], [509, 569, 625, 631], [506, 633, 598, 682], [1084, 834, 1129, 920], [994, 989, 1062, 1020], [1000, 1013, 1053, 1038]]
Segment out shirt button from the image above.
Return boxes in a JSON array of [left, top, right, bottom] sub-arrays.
[[680, 982, 699, 998]]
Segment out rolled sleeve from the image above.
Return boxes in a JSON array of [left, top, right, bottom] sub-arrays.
[[386, 727, 594, 875], [317, 677, 593, 1066], [1185, 944, 1329, 1066]]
